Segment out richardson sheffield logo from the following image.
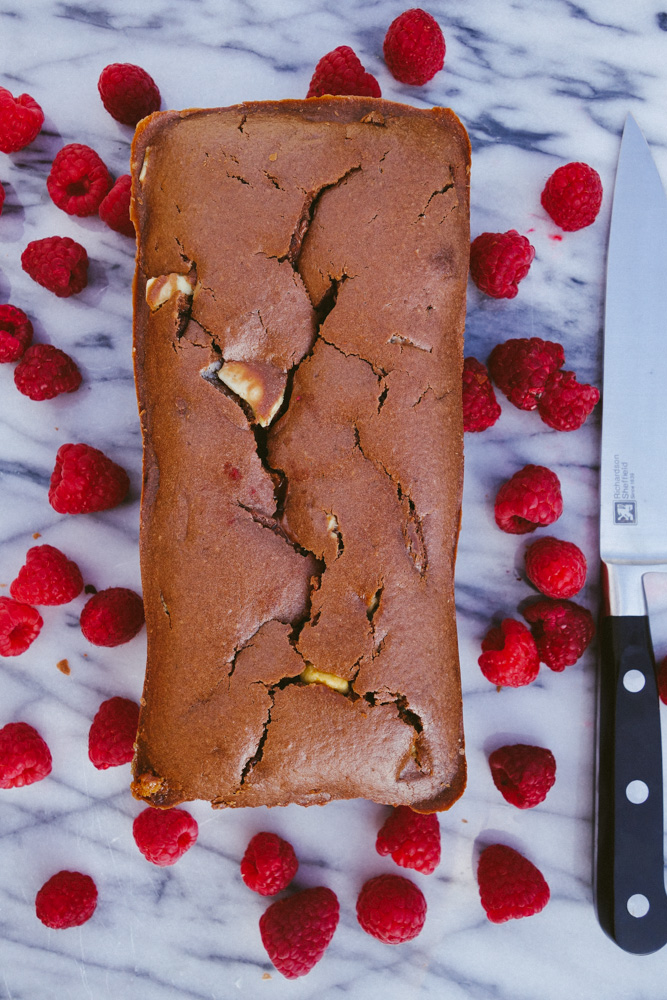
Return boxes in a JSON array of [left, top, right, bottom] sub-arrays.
[[614, 501, 637, 524]]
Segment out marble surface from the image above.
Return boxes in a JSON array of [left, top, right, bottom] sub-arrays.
[[2, 0, 667, 997]]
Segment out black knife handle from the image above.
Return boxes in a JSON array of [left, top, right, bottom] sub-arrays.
[[596, 615, 667, 954]]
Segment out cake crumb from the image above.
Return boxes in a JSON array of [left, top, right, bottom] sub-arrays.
[[262, 973, 272, 980], [57, 659, 71, 675], [32, 532, 41, 539]]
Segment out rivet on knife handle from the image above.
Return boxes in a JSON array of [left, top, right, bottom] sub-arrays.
[[596, 611, 667, 954]]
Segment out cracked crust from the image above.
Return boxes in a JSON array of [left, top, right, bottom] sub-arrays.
[[131, 97, 469, 812]]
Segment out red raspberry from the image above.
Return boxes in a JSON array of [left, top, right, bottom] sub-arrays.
[[0, 721, 52, 788], [494, 464, 563, 535], [260, 886, 340, 979], [240, 832, 298, 896], [14, 344, 82, 401], [541, 161, 602, 232], [0, 597, 43, 656], [99, 174, 134, 237], [307, 46, 381, 99], [47, 144, 111, 218], [523, 598, 595, 671], [470, 230, 535, 299], [658, 656, 667, 706], [48, 443, 130, 514], [489, 744, 556, 808], [98, 63, 161, 126], [133, 806, 198, 866], [80, 587, 144, 647], [537, 369, 600, 431], [477, 844, 550, 922], [356, 873, 426, 944], [88, 696, 140, 769], [383, 8, 445, 86], [10, 544, 83, 606], [462, 357, 501, 432], [376, 806, 441, 874], [35, 871, 97, 929], [0, 87, 44, 153], [488, 337, 565, 411], [478, 618, 539, 687], [0, 304, 33, 363], [21, 236, 88, 297], [525, 536, 586, 599]]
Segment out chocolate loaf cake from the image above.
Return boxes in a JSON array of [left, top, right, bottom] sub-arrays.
[[130, 97, 469, 812]]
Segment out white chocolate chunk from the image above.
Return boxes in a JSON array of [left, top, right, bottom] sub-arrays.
[[139, 147, 151, 183], [300, 664, 350, 694], [145, 273, 195, 311], [218, 361, 285, 427]]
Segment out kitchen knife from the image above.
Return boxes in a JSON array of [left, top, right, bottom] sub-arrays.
[[596, 113, 667, 955]]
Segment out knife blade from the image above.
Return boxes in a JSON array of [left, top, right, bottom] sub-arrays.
[[596, 112, 667, 955]]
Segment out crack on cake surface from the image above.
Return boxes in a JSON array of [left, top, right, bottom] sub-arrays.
[[388, 334, 432, 354], [159, 591, 172, 628], [289, 165, 362, 267], [352, 424, 428, 578], [417, 182, 455, 220]]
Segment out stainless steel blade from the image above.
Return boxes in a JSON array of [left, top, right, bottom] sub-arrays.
[[601, 115, 667, 596]]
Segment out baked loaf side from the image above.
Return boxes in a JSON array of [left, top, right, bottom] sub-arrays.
[[130, 97, 470, 811]]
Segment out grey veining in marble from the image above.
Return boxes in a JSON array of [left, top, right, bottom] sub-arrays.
[[2, 1, 667, 997]]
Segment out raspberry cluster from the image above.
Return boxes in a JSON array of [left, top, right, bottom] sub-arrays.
[[307, 8, 446, 100], [488, 337, 599, 432]]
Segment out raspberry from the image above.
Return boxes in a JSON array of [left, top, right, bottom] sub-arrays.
[[356, 873, 426, 944], [240, 832, 298, 896], [260, 886, 339, 979], [0, 87, 44, 153], [523, 598, 594, 671], [46, 143, 112, 218], [99, 175, 134, 237], [0, 597, 43, 656], [133, 806, 198, 866], [383, 8, 445, 86], [462, 357, 501, 432], [376, 806, 441, 874], [307, 46, 381, 99], [98, 63, 161, 126], [48, 443, 130, 514], [21, 236, 88, 297], [10, 544, 83, 606], [80, 587, 145, 647], [494, 464, 563, 535], [35, 871, 97, 929], [88, 696, 140, 769], [541, 161, 602, 232], [658, 656, 667, 706], [488, 337, 565, 411], [537, 369, 600, 431], [489, 744, 556, 808], [14, 344, 82, 401], [525, 536, 587, 599], [0, 304, 33, 363], [470, 230, 535, 299], [477, 844, 549, 922], [0, 721, 52, 788], [478, 618, 539, 687]]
